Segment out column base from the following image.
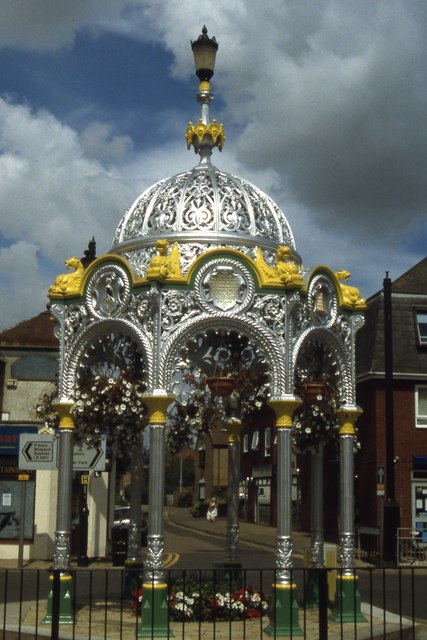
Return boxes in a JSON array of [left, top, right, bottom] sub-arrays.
[[212, 560, 243, 583], [138, 582, 173, 638], [330, 575, 367, 623], [264, 583, 303, 637], [41, 573, 74, 625], [305, 567, 321, 608], [123, 559, 144, 600]]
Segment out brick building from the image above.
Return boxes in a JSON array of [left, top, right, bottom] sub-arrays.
[[356, 258, 427, 541]]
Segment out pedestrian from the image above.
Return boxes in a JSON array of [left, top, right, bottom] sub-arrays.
[[206, 497, 218, 523]]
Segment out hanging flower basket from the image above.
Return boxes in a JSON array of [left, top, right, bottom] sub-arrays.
[[206, 376, 236, 397], [300, 382, 326, 404]]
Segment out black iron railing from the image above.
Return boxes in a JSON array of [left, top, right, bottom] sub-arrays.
[[1, 566, 426, 640]]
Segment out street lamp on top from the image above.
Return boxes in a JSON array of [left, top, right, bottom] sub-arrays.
[[191, 25, 218, 82]]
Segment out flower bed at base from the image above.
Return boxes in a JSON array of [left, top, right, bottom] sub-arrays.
[[133, 580, 269, 622]]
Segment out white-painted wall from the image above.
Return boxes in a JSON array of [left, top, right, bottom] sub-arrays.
[[32, 469, 58, 560], [87, 472, 109, 559]]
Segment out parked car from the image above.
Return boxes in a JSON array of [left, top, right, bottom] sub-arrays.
[[113, 506, 148, 546]]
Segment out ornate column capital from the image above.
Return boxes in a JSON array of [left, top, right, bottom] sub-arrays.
[[143, 394, 174, 425], [52, 399, 75, 429], [225, 417, 242, 443], [336, 406, 362, 435], [269, 396, 302, 428]]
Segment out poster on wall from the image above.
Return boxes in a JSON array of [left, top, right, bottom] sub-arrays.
[[0, 480, 35, 540]]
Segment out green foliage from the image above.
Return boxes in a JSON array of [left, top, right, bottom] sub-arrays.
[[72, 372, 147, 453], [165, 456, 195, 494], [36, 373, 148, 454]]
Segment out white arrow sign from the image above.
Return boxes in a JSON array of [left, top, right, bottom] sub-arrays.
[[19, 434, 57, 470], [73, 438, 106, 471], [19, 433, 106, 471]]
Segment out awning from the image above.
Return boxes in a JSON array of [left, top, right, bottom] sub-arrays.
[[0, 425, 38, 454]]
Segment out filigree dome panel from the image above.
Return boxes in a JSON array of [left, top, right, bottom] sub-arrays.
[[111, 165, 295, 251]]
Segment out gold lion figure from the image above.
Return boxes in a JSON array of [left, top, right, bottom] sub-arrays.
[[48, 257, 84, 295], [146, 240, 183, 281], [256, 246, 303, 287], [336, 269, 366, 308]]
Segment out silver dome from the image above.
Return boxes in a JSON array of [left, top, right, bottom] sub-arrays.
[[112, 163, 295, 255]]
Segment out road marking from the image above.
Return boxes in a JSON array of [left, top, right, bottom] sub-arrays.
[[164, 553, 180, 568], [166, 518, 284, 553]]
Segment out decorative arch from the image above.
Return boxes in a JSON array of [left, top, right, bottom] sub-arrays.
[[292, 326, 353, 404], [62, 318, 154, 397], [160, 313, 287, 396]]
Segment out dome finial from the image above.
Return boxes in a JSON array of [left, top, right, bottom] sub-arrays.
[[185, 27, 225, 164]]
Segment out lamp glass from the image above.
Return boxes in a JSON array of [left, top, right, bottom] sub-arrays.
[[193, 44, 217, 76]]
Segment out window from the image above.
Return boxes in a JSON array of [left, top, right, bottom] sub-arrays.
[[243, 433, 249, 453], [198, 448, 206, 468], [251, 431, 259, 450], [416, 386, 427, 428], [264, 427, 271, 456], [416, 311, 427, 346]]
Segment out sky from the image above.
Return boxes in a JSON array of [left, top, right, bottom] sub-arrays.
[[0, 0, 426, 330]]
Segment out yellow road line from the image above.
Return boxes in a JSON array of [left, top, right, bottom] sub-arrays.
[[164, 552, 180, 568]]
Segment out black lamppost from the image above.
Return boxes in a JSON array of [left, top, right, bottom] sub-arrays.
[[77, 473, 89, 567], [383, 272, 400, 563]]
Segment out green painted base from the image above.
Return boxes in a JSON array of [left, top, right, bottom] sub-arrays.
[[138, 582, 173, 638], [41, 573, 74, 625], [264, 583, 303, 637], [330, 575, 367, 623], [123, 560, 144, 600], [305, 568, 320, 608]]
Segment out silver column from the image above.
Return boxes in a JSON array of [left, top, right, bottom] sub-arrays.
[[337, 408, 361, 573], [270, 398, 301, 583], [310, 445, 324, 567], [143, 394, 173, 584], [52, 400, 75, 571], [127, 441, 143, 562], [225, 418, 241, 562]]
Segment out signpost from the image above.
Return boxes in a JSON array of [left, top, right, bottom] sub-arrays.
[[73, 440, 106, 471], [18, 474, 28, 568], [377, 465, 385, 496], [19, 434, 57, 470], [19, 434, 106, 471]]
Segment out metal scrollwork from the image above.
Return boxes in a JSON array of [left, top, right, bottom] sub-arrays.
[[226, 524, 240, 561], [64, 305, 89, 343], [339, 533, 355, 570], [252, 295, 287, 337], [86, 264, 131, 319], [162, 291, 197, 331], [311, 536, 324, 566], [276, 535, 293, 571], [111, 166, 295, 251], [53, 530, 71, 570], [145, 535, 165, 580]]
